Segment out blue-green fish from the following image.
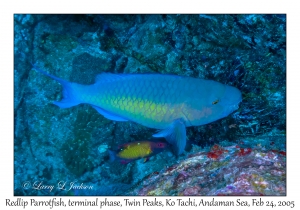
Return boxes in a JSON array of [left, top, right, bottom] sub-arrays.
[[33, 65, 242, 155]]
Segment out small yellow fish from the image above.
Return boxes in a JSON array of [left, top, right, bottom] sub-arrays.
[[108, 140, 168, 164]]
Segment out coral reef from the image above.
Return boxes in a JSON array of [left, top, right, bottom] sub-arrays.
[[128, 136, 286, 196]]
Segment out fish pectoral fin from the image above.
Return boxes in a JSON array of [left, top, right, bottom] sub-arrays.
[[152, 119, 186, 155], [92, 106, 128, 121]]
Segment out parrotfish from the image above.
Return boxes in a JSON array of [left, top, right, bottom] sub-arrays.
[[108, 140, 168, 164], [33, 65, 242, 155]]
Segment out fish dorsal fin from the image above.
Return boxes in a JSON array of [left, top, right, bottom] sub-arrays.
[[95, 73, 127, 83]]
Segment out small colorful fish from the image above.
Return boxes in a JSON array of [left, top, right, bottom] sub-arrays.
[[108, 140, 168, 164]]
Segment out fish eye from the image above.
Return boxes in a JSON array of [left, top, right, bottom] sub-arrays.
[[157, 143, 163, 147], [212, 99, 219, 105]]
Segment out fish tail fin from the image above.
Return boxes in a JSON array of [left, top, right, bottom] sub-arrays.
[[32, 64, 81, 108], [108, 150, 116, 162], [152, 119, 186, 155]]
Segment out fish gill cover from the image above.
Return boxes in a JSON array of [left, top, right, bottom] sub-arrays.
[[14, 14, 286, 196]]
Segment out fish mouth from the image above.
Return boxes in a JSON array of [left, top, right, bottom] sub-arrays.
[[220, 85, 242, 117], [222, 85, 242, 106], [221, 103, 240, 118]]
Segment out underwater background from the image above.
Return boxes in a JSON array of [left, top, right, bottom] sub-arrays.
[[14, 14, 286, 196]]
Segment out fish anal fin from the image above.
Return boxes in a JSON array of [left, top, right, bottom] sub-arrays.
[[152, 119, 186, 155]]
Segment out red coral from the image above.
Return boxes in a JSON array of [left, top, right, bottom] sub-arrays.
[[207, 152, 219, 160], [269, 150, 286, 156], [279, 151, 286, 156], [211, 144, 221, 151], [237, 148, 252, 156], [207, 144, 226, 160]]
